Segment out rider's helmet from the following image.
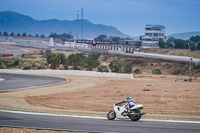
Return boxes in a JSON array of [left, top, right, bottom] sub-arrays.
[[127, 96, 132, 100]]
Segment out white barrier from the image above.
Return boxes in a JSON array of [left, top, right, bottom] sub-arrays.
[[0, 42, 16, 45], [0, 69, 133, 79]]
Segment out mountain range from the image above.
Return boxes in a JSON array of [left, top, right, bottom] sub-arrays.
[[167, 32, 200, 40], [0, 11, 129, 39], [0, 11, 200, 40]]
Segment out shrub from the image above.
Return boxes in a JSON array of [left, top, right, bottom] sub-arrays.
[[98, 65, 109, 72], [23, 66, 31, 70], [73, 67, 81, 70], [66, 53, 86, 69], [109, 59, 122, 73], [134, 68, 142, 74], [48, 53, 61, 69], [37, 66, 44, 69], [123, 63, 132, 74], [14, 60, 20, 66], [143, 89, 151, 91], [0, 61, 6, 69], [152, 68, 162, 74], [5, 63, 14, 68]]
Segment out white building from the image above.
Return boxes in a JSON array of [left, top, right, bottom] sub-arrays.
[[49, 38, 54, 47], [142, 24, 166, 48]]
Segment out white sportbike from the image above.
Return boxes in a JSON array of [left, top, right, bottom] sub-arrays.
[[107, 103, 146, 121]]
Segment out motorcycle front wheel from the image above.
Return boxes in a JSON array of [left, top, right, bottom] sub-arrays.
[[129, 109, 142, 121], [107, 110, 116, 120]]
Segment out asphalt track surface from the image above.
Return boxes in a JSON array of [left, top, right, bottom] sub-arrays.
[[0, 110, 200, 133], [0, 73, 67, 92], [0, 73, 200, 132]]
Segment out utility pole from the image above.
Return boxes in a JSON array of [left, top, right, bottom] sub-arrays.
[[81, 7, 83, 40], [195, 43, 197, 58], [69, 31, 72, 46], [76, 11, 80, 52], [188, 43, 192, 81]]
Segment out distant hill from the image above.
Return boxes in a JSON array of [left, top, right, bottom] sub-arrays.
[[167, 32, 200, 40], [0, 11, 129, 39]]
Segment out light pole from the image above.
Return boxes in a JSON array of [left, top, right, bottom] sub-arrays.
[[69, 32, 72, 47], [195, 43, 197, 58], [188, 43, 192, 81], [76, 11, 80, 52], [81, 7, 83, 40]]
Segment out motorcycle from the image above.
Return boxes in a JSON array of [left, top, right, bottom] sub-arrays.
[[107, 102, 146, 121]]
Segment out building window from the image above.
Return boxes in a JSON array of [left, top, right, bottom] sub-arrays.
[[159, 33, 164, 36], [145, 33, 153, 37], [145, 27, 151, 30], [154, 33, 158, 37]]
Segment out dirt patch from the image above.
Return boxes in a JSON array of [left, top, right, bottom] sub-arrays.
[[25, 73, 200, 121]]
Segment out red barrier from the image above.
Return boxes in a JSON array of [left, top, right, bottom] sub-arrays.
[[3, 53, 14, 57]]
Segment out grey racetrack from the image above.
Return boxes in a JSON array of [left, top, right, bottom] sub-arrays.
[[0, 73, 67, 92], [0, 111, 200, 133]]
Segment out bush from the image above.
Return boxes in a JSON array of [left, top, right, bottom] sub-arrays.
[[134, 68, 142, 74], [5, 63, 14, 68], [37, 66, 44, 69], [123, 63, 132, 74], [152, 68, 162, 74], [98, 65, 109, 72], [85, 53, 101, 71], [0, 61, 6, 69], [143, 89, 151, 91], [14, 60, 20, 66], [109, 59, 121, 73], [73, 67, 81, 70], [23, 66, 31, 70]]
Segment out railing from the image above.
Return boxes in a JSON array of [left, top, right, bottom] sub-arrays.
[[0, 69, 133, 79]]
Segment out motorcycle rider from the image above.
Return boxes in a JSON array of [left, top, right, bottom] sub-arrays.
[[117, 96, 136, 112]]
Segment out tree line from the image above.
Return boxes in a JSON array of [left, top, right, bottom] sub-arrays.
[[158, 35, 200, 51], [0, 31, 76, 42], [0, 31, 46, 38], [46, 50, 133, 73], [49, 33, 73, 41], [94, 34, 132, 43], [0, 31, 128, 43]]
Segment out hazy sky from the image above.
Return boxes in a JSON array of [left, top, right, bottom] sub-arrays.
[[1, 0, 200, 36]]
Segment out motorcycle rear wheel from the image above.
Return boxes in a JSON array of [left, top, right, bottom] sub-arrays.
[[129, 109, 141, 121], [107, 110, 116, 120]]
